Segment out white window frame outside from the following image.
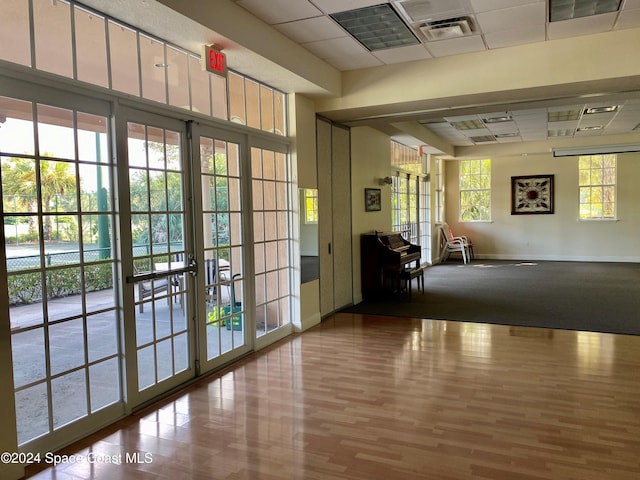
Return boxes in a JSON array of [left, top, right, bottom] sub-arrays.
[[578, 154, 617, 220], [459, 159, 491, 222]]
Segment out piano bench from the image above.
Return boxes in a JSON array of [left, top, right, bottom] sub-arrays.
[[400, 266, 425, 299]]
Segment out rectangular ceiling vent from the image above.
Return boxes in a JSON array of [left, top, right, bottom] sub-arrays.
[[470, 135, 497, 143], [419, 17, 473, 41]]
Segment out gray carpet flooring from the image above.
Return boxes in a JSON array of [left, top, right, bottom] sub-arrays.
[[344, 260, 640, 335]]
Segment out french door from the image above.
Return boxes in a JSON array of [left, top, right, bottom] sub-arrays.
[[120, 108, 196, 406], [192, 124, 251, 371]]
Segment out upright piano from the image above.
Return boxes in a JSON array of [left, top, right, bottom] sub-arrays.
[[361, 232, 421, 300]]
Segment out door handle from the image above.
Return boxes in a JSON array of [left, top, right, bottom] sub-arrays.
[[328, 242, 332, 255]]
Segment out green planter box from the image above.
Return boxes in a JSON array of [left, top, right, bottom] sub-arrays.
[[223, 305, 243, 330]]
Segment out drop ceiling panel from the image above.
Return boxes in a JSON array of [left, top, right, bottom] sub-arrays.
[[274, 16, 346, 43], [395, 0, 471, 22], [469, 0, 544, 14], [616, 8, 640, 29], [548, 12, 618, 39], [373, 44, 433, 63], [476, 3, 546, 33], [483, 24, 545, 49], [311, 0, 385, 15], [236, 0, 322, 24], [426, 35, 486, 56], [320, 51, 385, 70], [303, 36, 369, 58]]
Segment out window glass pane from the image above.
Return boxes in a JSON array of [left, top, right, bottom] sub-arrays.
[[245, 79, 260, 129], [37, 105, 75, 160], [33, 0, 73, 78], [578, 155, 616, 219], [190, 55, 211, 116], [228, 72, 246, 125], [52, 370, 87, 428], [90, 358, 120, 412], [0, 0, 31, 66], [77, 113, 109, 163], [459, 159, 491, 221], [0, 97, 35, 155], [274, 91, 286, 136], [167, 46, 189, 109], [108, 20, 140, 96], [211, 75, 228, 120], [140, 34, 166, 104], [260, 86, 274, 133], [74, 6, 108, 88]]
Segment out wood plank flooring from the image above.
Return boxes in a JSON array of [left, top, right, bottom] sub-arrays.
[[25, 313, 640, 480]]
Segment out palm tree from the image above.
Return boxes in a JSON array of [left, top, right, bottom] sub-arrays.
[[2, 156, 76, 240]]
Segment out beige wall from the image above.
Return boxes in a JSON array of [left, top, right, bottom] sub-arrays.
[[444, 152, 640, 262], [290, 94, 322, 331], [350, 126, 393, 303]]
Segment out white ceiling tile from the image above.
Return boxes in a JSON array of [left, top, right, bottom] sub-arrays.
[[302, 36, 369, 58], [548, 120, 580, 130], [373, 44, 432, 64], [236, 0, 322, 24], [274, 16, 345, 43], [425, 35, 486, 56], [496, 135, 523, 143], [325, 52, 385, 70], [548, 12, 618, 40], [483, 24, 545, 49], [511, 109, 547, 118], [486, 122, 519, 134], [622, 0, 640, 10], [547, 105, 584, 113], [575, 129, 604, 136], [394, 0, 472, 22], [311, 0, 387, 15], [469, 0, 544, 14], [443, 114, 481, 122], [615, 8, 640, 29], [476, 3, 546, 33]]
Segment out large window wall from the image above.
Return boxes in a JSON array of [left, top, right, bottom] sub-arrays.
[[390, 141, 430, 263], [0, 0, 294, 465]]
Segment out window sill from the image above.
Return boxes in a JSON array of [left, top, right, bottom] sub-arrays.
[[577, 218, 618, 222]]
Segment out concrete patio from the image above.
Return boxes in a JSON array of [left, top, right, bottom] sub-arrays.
[[9, 285, 243, 445]]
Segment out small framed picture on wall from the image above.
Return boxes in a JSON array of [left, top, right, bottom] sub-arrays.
[[364, 188, 382, 212], [511, 174, 555, 215]]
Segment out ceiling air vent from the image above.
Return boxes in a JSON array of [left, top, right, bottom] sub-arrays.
[[470, 135, 496, 143], [419, 17, 473, 41]]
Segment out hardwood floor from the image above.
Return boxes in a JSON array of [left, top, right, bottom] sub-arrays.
[[25, 314, 640, 480]]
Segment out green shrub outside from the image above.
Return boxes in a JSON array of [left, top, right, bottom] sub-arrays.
[[8, 262, 114, 305]]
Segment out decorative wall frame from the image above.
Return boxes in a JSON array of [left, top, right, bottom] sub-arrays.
[[364, 188, 382, 212], [511, 174, 555, 215]]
